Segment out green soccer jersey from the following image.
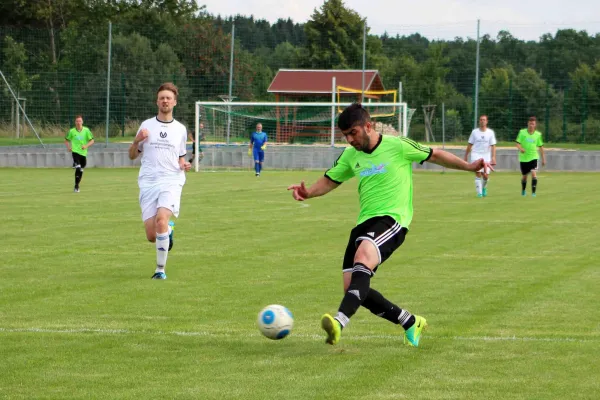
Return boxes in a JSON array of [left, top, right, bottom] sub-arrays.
[[516, 129, 543, 162], [325, 135, 432, 228], [65, 127, 94, 156]]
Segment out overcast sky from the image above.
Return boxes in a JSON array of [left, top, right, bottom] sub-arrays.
[[199, 0, 600, 41]]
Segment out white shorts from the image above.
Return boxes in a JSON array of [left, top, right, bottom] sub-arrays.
[[139, 182, 183, 222], [470, 153, 491, 173]]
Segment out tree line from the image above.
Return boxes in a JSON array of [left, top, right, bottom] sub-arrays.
[[0, 0, 599, 141]]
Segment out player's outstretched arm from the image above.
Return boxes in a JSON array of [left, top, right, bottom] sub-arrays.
[[287, 176, 339, 201], [428, 148, 494, 173]]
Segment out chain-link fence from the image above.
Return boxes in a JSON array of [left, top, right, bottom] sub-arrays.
[[1, 15, 599, 145]]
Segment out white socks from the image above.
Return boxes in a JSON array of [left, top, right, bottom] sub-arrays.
[[155, 231, 169, 272], [475, 178, 483, 195]]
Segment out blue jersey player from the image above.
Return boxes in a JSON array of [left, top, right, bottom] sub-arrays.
[[248, 123, 268, 176]]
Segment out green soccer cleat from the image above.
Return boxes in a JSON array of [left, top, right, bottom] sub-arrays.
[[532, 193, 537, 197], [482, 187, 487, 197], [404, 315, 427, 347], [477, 193, 483, 198], [321, 314, 341, 345], [522, 190, 526, 197]]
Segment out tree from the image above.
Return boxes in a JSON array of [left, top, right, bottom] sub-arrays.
[[2, 36, 39, 134], [568, 62, 600, 121], [479, 66, 516, 136], [269, 42, 302, 70], [2, 36, 38, 94], [304, 0, 364, 69], [513, 68, 557, 130], [111, 32, 189, 122]]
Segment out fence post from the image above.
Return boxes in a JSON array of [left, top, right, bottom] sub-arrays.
[[69, 72, 73, 124], [473, 19, 480, 129], [562, 88, 568, 142], [581, 80, 587, 143], [105, 21, 112, 145], [330, 76, 336, 146], [508, 78, 513, 142], [121, 72, 126, 137], [544, 82, 550, 142]]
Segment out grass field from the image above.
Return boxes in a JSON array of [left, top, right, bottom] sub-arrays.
[[1, 168, 599, 399]]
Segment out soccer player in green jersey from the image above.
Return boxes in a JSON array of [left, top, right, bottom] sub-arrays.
[[288, 103, 493, 347], [515, 116, 546, 197], [64, 115, 94, 193]]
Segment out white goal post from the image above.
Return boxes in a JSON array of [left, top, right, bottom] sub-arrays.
[[193, 101, 412, 172]]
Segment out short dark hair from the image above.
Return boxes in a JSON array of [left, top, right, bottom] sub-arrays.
[[75, 115, 83, 121], [157, 82, 178, 99], [338, 103, 371, 131], [528, 116, 537, 122]]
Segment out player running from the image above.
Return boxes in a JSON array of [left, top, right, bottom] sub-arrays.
[[128, 82, 191, 280], [64, 115, 94, 192], [464, 115, 497, 197], [516, 116, 546, 197]]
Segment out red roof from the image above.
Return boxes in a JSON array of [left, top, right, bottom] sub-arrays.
[[268, 69, 385, 94]]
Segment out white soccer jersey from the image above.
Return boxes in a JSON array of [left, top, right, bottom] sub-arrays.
[[137, 117, 187, 186], [468, 128, 497, 156]]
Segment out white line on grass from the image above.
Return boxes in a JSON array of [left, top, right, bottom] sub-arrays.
[[0, 327, 594, 343]]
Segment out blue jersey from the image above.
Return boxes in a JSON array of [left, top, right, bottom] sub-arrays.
[[251, 131, 268, 148]]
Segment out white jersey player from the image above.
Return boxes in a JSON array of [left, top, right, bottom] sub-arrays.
[[464, 115, 497, 197], [128, 82, 191, 280]]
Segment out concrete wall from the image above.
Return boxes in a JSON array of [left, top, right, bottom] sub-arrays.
[[0, 145, 599, 171]]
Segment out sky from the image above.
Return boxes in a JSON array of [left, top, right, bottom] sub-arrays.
[[199, 0, 600, 41]]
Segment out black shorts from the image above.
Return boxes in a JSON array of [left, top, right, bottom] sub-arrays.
[[342, 216, 408, 274], [72, 152, 87, 169], [520, 159, 538, 175]]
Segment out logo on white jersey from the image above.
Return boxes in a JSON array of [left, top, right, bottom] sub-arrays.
[[160, 131, 167, 138]]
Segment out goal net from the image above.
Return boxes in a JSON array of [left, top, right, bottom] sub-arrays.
[[195, 101, 413, 147]]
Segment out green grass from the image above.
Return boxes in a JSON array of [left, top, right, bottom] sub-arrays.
[[1, 169, 599, 399]]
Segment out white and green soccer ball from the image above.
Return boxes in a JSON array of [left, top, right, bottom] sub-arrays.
[[257, 304, 294, 340]]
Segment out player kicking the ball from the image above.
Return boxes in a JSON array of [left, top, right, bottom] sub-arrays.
[[128, 82, 191, 280], [288, 103, 493, 347]]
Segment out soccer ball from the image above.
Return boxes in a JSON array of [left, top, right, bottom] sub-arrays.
[[257, 304, 294, 340]]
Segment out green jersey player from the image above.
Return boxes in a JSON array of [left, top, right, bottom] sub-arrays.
[[515, 116, 546, 197], [64, 115, 94, 192], [287, 103, 493, 347]]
